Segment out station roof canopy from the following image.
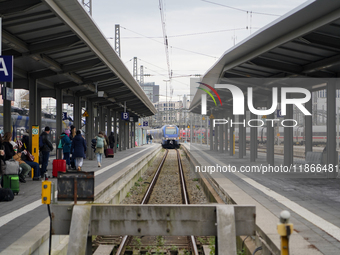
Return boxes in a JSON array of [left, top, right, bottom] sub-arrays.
[[190, 0, 340, 114], [0, 0, 156, 117]]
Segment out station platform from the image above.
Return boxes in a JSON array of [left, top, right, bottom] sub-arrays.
[[0, 144, 158, 254], [185, 143, 340, 255]]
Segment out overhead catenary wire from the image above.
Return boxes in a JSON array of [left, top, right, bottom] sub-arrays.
[[201, 0, 280, 17], [113, 26, 222, 59]]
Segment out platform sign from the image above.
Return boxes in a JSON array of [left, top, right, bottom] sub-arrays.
[[0, 56, 13, 82], [82, 111, 89, 117], [31, 125, 39, 179], [2, 87, 14, 101], [143, 121, 148, 127], [121, 112, 129, 120]]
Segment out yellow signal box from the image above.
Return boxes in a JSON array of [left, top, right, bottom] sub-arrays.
[[41, 180, 52, 204]]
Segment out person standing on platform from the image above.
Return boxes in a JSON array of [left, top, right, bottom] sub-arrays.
[[60, 130, 72, 170], [146, 133, 150, 144], [95, 131, 106, 167], [71, 130, 87, 171], [109, 132, 115, 149], [150, 134, 153, 144], [69, 125, 76, 169], [39, 126, 53, 178]]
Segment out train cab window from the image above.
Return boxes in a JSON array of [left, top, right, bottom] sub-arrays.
[[165, 127, 177, 135]]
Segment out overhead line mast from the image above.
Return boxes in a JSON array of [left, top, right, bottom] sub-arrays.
[[158, 0, 172, 81]]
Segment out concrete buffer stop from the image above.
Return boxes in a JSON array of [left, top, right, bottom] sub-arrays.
[[0, 0, 156, 160], [190, 0, 340, 178]]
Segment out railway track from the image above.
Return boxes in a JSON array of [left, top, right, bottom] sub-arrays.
[[235, 144, 324, 158], [94, 149, 201, 254]]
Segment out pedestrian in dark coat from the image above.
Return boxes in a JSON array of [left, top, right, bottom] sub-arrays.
[[39, 127, 53, 177], [71, 130, 87, 171], [108, 132, 115, 149]]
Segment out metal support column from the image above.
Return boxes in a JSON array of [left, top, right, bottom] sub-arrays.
[[190, 114, 193, 144], [219, 119, 223, 153], [94, 117, 99, 136], [214, 124, 219, 152], [133, 122, 136, 147], [230, 116, 234, 156], [128, 122, 131, 149], [243, 112, 247, 156], [86, 100, 94, 160], [56, 87, 63, 137], [114, 112, 117, 153], [119, 117, 122, 151], [225, 117, 229, 152], [210, 117, 214, 151], [28, 78, 38, 149], [3, 82, 12, 133], [107, 108, 112, 135], [250, 112, 256, 162], [327, 80, 337, 178], [125, 121, 129, 149], [239, 116, 244, 159], [284, 98, 294, 167], [73, 96, 82, 130], [267, 100, 275, 166], [99, 106, 105, 133], [305, 93, 313, 155]]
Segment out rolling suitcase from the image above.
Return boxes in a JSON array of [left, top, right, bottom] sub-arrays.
[[52, 159, 66, 178], [2, 175, 20, 195], [105, 148, 114, 158]]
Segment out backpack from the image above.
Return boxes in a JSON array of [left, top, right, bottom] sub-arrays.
[[96, 137, 104, 148], [0, 188, 14, 202]]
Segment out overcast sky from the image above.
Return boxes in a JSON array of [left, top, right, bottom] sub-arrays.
[[90, 0, 309, 102]]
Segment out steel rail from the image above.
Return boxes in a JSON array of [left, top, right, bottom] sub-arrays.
[[115, 149, 169, 255], [176, 149, 199, 255]]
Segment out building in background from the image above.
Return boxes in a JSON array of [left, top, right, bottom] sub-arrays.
[[140, 82, 159, 103]]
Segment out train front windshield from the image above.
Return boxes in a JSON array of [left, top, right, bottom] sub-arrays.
[[165, 127, 177, 135]]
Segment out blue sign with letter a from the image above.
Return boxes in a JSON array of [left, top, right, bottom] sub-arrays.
[[0, 56, 13, 82], [121, 112, 129, 120]]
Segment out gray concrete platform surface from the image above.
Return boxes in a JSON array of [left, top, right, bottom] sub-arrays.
[[186, 143, 340, 255], [0, 144, 158, 253]]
